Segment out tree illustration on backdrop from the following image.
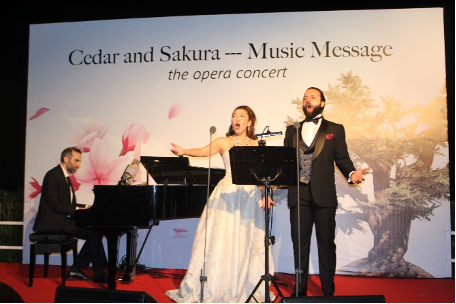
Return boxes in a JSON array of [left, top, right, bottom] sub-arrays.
[[287, 71, 450, 277]]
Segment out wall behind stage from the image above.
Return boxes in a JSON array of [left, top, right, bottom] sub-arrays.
[[23, 8, 451, 278]]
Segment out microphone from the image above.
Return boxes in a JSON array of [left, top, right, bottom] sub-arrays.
[[255, 131, 283, 138], [210, 126, 216, 134], [258, 126, 269, 147], [293, 121, 300, 129]]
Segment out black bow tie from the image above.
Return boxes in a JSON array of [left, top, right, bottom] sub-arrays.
[[304, 116, 322, 125]]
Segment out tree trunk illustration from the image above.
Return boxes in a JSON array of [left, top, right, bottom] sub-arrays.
[[296, 72, 449, 278], [338, 146, 439, 278]]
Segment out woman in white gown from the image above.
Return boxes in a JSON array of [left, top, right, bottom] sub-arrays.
[[165, 105, 274, 303]]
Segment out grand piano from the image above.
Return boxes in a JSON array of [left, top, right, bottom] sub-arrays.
[[75, 156, 225, 289]]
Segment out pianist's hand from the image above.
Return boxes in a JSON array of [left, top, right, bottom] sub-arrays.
[[76, 204, 91, 210]]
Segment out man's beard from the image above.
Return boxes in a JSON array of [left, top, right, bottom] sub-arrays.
[[303, 104, 324, 119], [66, 162, 77, 173]]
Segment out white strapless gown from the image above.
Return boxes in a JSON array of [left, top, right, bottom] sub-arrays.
[[165, 150, 274, 303]]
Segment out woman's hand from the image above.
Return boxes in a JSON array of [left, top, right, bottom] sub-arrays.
[[261, 196, 275, 209], [171, 142, 184, 156]]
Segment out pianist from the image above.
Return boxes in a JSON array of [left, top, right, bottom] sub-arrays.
[[33, 147, 109, 283]]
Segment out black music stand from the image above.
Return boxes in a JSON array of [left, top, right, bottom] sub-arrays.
[[229, 146, 296, 303]]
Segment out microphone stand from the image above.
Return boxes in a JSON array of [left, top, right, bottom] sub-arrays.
[[293, 122, 303, 296], [200, 126, 216, 303]]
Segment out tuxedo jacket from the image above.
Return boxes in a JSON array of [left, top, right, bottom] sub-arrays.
[[33, 165, 78, 234], [284, 119, 355, 208]]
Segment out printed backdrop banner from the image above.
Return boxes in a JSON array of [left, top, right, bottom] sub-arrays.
[[23, 8, 451, 278]]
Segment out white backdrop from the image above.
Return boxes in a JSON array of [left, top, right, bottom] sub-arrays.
[[23, 8, 451, 278]]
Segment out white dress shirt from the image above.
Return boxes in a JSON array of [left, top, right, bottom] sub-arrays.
[[301, 115, 322, 146]]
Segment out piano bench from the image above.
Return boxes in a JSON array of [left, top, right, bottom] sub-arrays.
[[29, 232, 78, 287]]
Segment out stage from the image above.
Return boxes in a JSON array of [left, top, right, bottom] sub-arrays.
[[0, 263, 454, 302]]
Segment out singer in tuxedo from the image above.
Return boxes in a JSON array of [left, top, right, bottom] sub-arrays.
[[33, 147, 108, 283], [284, 87, 368, 297]]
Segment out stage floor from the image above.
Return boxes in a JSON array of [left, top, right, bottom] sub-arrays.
[[0, 263, 454, 302]]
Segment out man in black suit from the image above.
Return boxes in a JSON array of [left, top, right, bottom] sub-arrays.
[[284, 87, 368, 297], [33, 147, 108, 283]]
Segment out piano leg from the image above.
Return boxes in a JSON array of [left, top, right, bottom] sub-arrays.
[[105, 234, 120, 289], [122, 228, 137, 284], [97, 227, 137, 289]]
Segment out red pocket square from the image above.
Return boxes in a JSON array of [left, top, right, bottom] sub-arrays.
[[326, 133, 335, 139]]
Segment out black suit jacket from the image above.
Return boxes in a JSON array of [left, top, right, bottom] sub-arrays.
[[284, 119, 355, 207], [33, 165, 78, 234]]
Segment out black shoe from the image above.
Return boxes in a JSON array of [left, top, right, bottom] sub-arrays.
[[93, 271, 108, 283], [67, 269, 92, 281]]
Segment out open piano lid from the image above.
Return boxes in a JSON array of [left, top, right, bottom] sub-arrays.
[[140, 156, 225, 185]]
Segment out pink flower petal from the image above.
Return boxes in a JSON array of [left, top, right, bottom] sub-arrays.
[[29, 108, 49, 120], [173, 228, 188, 233], [168, 104, 182, 119], [68, 174, 81, 191], [71, 121, 109, 153], [173, 234, 187, 239], [76, 138, 132, 186], [120, 123, 150, 156], [29, 177, 42, 199]]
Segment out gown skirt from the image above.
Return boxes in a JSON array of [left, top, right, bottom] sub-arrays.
[[165, 151, 274, 303]]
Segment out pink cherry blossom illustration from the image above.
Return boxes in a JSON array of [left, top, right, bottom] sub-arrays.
[[173, 228, 188, 233], [73, 183, 96, 206], [29, 108, 49, 120], [27, 177, 42, 199], [76, 137, 132, 185], [68, 174, 81, 191], [71, 120, 109, 153], [173, 227, 189, 239], [168, 104, 182, 119], [129, 133, 156, 185], [120, 123, 150, 156]]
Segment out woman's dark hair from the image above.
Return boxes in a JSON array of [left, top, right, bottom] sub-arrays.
[[226, 105, 257, 140]]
